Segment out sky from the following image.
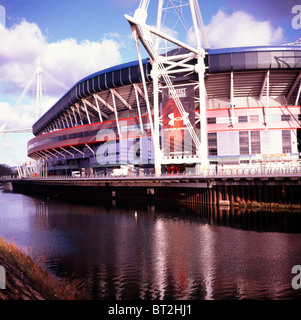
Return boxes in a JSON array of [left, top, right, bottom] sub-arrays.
[[0, 0, 300, 167]]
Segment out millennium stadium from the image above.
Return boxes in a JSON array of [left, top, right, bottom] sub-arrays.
[[27, 1, 301, 177]]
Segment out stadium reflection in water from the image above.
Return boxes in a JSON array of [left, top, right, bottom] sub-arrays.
[[1, 190, 301, 300]]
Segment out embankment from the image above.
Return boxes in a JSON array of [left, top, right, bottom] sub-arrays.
[[0, 237, 88, 300]]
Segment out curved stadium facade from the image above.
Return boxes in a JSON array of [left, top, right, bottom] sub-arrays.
[[28, 46, 301, 176]]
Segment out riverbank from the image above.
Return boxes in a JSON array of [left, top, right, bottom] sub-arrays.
[[233, 200, 301, 211], [0, 237, 88, 300]]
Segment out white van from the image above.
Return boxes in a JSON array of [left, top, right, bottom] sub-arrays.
[[71, 171, 81, 177], [111, 168, 128, 177]]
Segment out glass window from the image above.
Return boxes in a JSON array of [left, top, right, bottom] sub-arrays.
[[68, 133, 77, 139], [238, 116, 248, 123], [282, 130, 291, 153], [207, 117, 216, 124], [239, 131, 249, 155], [281, 114, 291, 121], [208, 132, 217, 156], [251, 131, 261, 154]]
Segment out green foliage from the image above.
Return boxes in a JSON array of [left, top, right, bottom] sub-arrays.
[[0, 164, 12, 176]]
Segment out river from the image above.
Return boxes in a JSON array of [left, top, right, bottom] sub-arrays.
[[0, 189, 301, 300]]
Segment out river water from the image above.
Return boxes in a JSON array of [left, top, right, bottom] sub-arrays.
[[0, 189, 301, 300]]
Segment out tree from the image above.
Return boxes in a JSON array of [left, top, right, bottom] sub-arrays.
[[0, 164, 12, 176]]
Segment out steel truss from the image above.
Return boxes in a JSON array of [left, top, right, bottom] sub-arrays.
[[125, 0, 209, 175]]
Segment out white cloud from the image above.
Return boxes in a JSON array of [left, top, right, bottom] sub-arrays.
[[0, 20, 45, 63], [0, 134, 32, 167], [0, 21, 123, 125], [187, 10, 285, 48], [0, 21, 46, 89], [0, 19, 123, 95], [42, 37, 122, 91], [0, 102, 34, 129], [0, 100, 33, 166], [0, 19, 125, 165]]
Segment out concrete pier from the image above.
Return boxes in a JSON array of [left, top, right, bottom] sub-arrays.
[[4, 173, 301, 208]]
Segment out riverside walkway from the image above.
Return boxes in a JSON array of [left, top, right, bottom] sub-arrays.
[[2, 162, 301, 206]]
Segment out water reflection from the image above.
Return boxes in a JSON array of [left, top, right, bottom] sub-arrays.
[[0, 190, 301, 300], [206, 204, 301, 233], [32, 197, 301, 235]]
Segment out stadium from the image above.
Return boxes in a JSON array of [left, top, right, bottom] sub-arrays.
[[27, 4, 301, 177]]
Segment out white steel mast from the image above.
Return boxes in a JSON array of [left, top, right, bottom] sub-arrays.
[[35, 57, 43, 120], [125, 0, 209, 175]]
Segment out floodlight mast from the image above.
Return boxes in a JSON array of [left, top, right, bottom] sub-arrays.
[[0, 59, 44, 136], [35, 57, 43, 120], [125, 0, 209, 176], [1, 57, 70, 136]]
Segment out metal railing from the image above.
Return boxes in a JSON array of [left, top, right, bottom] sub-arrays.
[[2, 162, 301, 181], [207, 163, 301, 177]]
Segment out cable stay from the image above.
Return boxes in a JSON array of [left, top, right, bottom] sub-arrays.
[[43, 69, 70, 91], [0, 125, 32, 137]]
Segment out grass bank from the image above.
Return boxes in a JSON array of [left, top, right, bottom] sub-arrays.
[[233, 200, 301, 211], [0, 237, 88, 300]]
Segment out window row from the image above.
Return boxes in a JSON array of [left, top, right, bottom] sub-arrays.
[[208, 130, 292, 156], [28, 123, 151, 151], [207, 114, 297, 124]]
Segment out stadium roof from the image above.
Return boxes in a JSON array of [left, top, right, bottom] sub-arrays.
[[33, 46, 301, 136], [33, 58, 151, 135]]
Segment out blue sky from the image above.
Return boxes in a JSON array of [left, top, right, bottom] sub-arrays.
[[0, 0, 300, 166]]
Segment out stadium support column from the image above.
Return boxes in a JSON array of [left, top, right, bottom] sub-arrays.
[[151, 0, 163, 177], [265, 70, 270, 128], [190, 0, 208, 174], [152, 61, 162, 176], [196, 54, 208, 175]]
